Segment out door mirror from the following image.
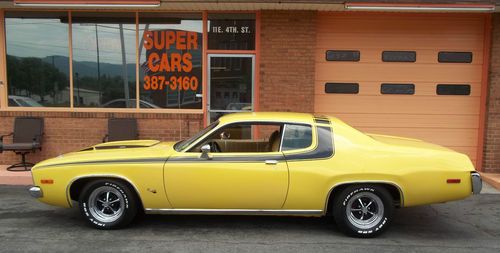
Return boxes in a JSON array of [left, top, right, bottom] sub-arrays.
[[220, 131, 230, 140], [200, 144, 211, 160]]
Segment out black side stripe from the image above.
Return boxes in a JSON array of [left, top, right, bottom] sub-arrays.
[[284, 126, 334, 161], [35, 158, 166, 169]]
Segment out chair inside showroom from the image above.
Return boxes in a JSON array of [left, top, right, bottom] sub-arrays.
[[0, 117, 44, 171], [102, 118, 139, 142]]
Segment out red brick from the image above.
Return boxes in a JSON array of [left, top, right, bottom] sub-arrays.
[[259, 11, 316, 113], [0, 111, 203, 165], [484, 14, 500, 173]]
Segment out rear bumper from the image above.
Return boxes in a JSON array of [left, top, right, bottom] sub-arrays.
[[28, 186, 43, 198], [471, 172, 482, 195]]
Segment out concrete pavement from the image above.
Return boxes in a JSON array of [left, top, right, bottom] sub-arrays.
[[0, 185, 499, 253]]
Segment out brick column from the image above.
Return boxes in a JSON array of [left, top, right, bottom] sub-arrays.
[[259, 11, 317, 113], [484, 14, 500, 173]]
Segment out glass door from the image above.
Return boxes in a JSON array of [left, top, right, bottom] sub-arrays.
[[208, 54, 255, 124]]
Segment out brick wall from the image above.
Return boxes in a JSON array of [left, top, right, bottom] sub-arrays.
[[485, 14, 500, 173], [0, 111, 203, 165], [259, 10, 317, 113]]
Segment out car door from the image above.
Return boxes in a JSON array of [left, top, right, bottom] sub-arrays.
[[163, 123, 289, 209]]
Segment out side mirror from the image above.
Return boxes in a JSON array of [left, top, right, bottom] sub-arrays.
[[220, 132, 230, 140], [200, 144, 211, 160]]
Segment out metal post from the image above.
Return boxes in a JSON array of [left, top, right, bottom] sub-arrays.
[[95, 24, 101, 105], [119, 24, 130, 107]]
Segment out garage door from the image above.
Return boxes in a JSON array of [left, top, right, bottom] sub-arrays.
[[315, 12, 487, 166]]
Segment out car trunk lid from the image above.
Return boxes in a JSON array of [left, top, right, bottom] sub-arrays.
[[367, 133, 454, 152]]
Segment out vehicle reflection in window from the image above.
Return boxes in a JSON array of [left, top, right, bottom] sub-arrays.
[[5, 11, 70, 107], [102, 99, 160, 108], [8, 95, 44, 107]]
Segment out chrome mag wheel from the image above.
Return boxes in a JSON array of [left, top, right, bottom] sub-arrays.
[[345, 192, 384, 230], [88, 186, 125, 223]]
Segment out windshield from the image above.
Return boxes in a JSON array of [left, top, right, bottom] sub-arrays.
[[174, 121, 219, 151]]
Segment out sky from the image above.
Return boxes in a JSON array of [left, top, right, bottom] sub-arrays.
[[5, 17, 203, 65]]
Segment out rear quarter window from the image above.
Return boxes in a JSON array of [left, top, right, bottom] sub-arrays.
[[281, 124, 313, 151]]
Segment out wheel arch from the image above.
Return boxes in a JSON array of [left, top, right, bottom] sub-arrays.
[[324, 181, 404, 216], [66, 175, 144, 210]]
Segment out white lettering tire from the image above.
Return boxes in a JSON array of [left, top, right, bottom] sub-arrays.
[[332, 184, 393, 238], [79, 179, 138, 229]]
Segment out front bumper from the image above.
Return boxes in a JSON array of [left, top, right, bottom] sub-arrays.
[[471, 172, 482, 195], [28, 186, 43, 198]]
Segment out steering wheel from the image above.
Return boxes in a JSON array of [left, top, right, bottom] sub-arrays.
[[208, 141, 221, 153]]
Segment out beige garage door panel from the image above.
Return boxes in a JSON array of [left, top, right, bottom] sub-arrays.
[[314, 81, 481, 96], [316, 36, 483, 51], [315, 95, 480, 115], [314, 12, 486, 165], [328, 113, 480, 129], [315, 49, 484, 65], [317, 13, 484, 30], [357, 127, 478, 147], [315, 63, 482, 83]]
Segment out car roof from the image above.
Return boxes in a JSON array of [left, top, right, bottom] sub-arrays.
[[218, 112, 316, 124], [8, 95, 27, 99]]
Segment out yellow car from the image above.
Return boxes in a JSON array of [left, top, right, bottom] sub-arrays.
[[28, 112, 482, 237]]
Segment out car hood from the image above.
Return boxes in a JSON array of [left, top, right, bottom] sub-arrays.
[[33, 140, 176, 169]]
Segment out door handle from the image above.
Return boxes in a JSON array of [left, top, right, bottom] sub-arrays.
[[265, 160, 278, 165]]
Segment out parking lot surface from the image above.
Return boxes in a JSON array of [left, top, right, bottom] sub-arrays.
[[0, 185, 499, 253]]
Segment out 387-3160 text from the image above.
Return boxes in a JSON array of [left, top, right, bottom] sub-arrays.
[[143, 75, 199, 91]]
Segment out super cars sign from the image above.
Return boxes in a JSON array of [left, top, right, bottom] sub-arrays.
[[142, 29, 201, 92]]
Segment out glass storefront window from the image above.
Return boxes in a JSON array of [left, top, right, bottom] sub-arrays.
[[2, 11, 257, 111], [5, 11, 70, 107], [139, 13, 203, 109], [72, 12, 137, 108], [208, 13, 255, 51], [208, 56, 254, 123]]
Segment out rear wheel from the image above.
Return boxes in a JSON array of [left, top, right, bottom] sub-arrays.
[[78, 179, 138, 229], [332, 184, 393, 238]]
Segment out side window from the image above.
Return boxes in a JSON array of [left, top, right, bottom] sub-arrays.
[[281, 124, 313, 151], [191, 123, 283, 153]]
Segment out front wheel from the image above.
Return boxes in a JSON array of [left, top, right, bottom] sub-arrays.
[[332, 184, 394, 238], [79, 179, 138, 229]]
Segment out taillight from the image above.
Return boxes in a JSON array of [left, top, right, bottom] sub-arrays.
[[446, 179, 461, 184]]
